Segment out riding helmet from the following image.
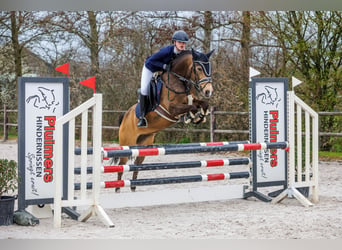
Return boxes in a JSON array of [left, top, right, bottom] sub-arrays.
[[172, 30, 189, 43]]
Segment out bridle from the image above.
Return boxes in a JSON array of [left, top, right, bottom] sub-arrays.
[[192, 60, 212, 95], [155, 53, 212, 123], [164, 58, 212, 98]]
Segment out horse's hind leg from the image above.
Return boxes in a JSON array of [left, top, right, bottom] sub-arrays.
[[115, 156, 128, 193], [130, 156, 145, 192], [130, 134, 156, 192]]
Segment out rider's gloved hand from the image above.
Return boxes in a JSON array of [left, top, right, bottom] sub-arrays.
[[163, 64, 170, 72]]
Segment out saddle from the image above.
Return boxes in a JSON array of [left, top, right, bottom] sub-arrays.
[[135, 74, 163, 118], [135, 74, 196, 124]]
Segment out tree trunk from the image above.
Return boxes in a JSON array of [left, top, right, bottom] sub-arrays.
[[10, 11, 22, 81], [10, 11, 22, 104], [87, 11, 100, 78], [241, 11, 251, 84], [202, 11, 213, 52]]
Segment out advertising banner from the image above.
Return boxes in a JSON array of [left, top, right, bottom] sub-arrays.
[[250, 78, 288, 188], [18, 77, 69, 208]]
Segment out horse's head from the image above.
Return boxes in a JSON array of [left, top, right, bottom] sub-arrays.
[[190, 49, 214, 98], [169, 49, 214, 99]]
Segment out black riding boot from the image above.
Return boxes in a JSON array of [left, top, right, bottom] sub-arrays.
[[137, 94, 148, 127]]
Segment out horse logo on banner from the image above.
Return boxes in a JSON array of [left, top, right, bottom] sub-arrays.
[[256, 86, 281, 107], [26, 87, 60, 113]]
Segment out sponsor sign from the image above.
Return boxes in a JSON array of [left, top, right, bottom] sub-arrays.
[[18, 78, 69, 208], [250, 78, 288, 188]]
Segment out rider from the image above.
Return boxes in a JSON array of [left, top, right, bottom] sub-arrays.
[[137, 30, 189, 127]]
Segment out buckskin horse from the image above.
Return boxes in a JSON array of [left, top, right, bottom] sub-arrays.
[[115, 48, 214, 192]]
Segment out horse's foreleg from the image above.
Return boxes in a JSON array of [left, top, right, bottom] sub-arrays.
[[192, 99, 209, 115], [191, 99, 210, 123], [169, 101, 209, 124], [169, 103, 198, 118]]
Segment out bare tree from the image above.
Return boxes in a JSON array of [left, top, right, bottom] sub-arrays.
[[256, 11, 342, 150], [258, 11, 342, 110], [0, 11, 50, 108]]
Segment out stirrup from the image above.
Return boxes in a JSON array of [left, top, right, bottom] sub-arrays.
[[137, 117, 147, 128]]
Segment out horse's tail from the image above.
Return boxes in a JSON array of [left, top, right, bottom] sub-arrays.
[[109, 156, 120, 166], [111, 112, 127, 164], [118, 112, 125, 126]]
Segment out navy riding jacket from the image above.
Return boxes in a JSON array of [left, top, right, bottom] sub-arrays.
[[144, 45, 177, 72]]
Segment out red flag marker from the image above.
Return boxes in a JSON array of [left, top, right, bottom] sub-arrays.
[[80, 76, 95, 93], [55, 63, 69, 77]]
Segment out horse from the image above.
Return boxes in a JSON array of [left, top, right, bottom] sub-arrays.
[[115, 48, 214, 192]]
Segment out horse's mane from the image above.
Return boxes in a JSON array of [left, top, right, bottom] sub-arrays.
[[177, 49, 192, 57], [173, 49, 211, 64], [173, 50, 192, 63]]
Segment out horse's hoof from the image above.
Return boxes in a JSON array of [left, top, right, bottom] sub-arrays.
[[193, 117, 201, 123], [130, 187, 136, 192], [201, 108, 210, 116], [115, 188, 121, 193], [184, 118, 191, 124]]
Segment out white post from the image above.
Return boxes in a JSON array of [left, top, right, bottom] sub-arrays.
[[53, 121, 63, 228], [54, 94, 113, 228], [296, 104, 302, 183], [93, 93, 102, 208], [312, 106, 319, 203], [67, 119, 75, 201], [77, 94, 114, 227], [272, 91, 318, 207], [288, 91, 296, 188]]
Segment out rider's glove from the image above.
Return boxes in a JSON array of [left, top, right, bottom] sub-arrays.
[[163, 64, 170, 71]]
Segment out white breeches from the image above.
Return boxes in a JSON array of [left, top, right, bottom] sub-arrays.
[[140, 65, 153, 96]]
